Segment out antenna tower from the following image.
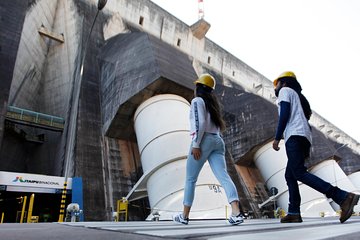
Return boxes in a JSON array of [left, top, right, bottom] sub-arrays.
[[198, 0, 204, 19]]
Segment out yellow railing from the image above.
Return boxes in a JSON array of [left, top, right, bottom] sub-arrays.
[[116, 197, 128, 221]]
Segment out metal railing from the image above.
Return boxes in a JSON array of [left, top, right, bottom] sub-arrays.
[[6, 106, 65, 130]]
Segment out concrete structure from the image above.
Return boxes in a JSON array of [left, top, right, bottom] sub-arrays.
[[1, 0, 359, 222]]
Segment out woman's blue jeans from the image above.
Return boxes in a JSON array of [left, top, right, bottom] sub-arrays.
[[285, 135, 347, 214], [183, 133, 239, 206]]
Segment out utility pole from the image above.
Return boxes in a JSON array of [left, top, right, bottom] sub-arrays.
[[58, 0, 108, 222]]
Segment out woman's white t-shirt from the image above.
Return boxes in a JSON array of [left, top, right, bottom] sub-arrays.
[[189, 97, 219, 148], [277, 87, 312, 144]]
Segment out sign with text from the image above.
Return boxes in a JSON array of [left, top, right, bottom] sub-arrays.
[[0, 171, 72, 190]]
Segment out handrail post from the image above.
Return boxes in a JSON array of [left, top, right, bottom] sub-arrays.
[[27, 194, 35, 223], [20, 196, 27, 223]]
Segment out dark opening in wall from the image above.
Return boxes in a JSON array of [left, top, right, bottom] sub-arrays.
[[207, 56, 211, 64], [139, 16, 144, 26], [232, 71, 235, 77], [177, 38, 181, 47]]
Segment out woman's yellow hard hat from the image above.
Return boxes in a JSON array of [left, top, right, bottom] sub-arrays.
[[194, 74, 216, 89], [273, 71, 296, 87]]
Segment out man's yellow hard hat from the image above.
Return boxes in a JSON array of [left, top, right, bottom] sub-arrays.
[[194, 74, 216, 89], [273, 71, 296, 87]]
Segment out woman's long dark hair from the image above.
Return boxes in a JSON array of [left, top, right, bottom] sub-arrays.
[[195, 84, 226, 131], [279, 77, 312, 120]]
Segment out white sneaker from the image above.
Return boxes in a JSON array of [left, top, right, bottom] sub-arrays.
[[172, 213, 189, 225], [228, 213, 244, 225]]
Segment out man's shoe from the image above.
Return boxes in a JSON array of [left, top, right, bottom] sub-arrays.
[[280, 214, 303, 223], [172, 213, 189, 225], [228, 213, 244, 225], [340, 193, 360, 223]]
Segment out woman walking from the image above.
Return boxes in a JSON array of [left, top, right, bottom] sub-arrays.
[[272, 71, 359, 223], [172, 74, 243, 225]]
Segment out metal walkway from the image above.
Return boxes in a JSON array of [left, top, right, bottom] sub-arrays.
[[5, 106, 65, 131]]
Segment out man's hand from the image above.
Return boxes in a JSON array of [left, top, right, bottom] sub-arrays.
[[273, 139, 280, 151], [191, 147, 201, 160]]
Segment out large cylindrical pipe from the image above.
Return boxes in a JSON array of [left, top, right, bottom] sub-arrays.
[[134, 94, 230, 220], [348, 171, 360, 213], [310, 161, 360, 211], [254, 141, 335, 217], [348, 171, 360, 190]]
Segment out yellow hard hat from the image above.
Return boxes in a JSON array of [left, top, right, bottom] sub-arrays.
[[273, 71, 296, 87], [194, 74, 216, 89]]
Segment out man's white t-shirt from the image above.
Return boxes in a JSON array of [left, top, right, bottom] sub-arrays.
[[277, 87, 312, 144]]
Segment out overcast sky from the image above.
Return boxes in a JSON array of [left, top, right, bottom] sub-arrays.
[[151, 0, 360, 143]]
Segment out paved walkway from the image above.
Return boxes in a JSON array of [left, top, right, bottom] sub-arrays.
[[0, 217, 359, 240]]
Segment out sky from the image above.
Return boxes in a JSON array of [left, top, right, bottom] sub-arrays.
[[150, 0, 360, 143]]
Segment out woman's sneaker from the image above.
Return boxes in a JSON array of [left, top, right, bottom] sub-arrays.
[[172, 213, 189, 225], [228, 213, 244, 225]]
